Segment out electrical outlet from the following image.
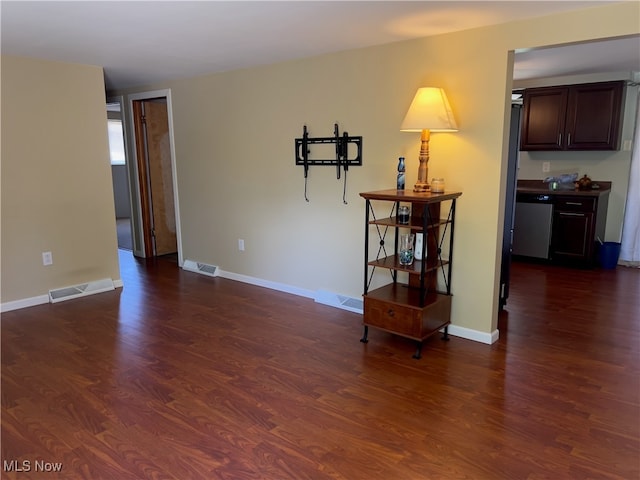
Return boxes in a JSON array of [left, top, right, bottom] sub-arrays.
[[238, 239, 245, 251], [42, 251, 53, 266], [623, 140, 632, 151], [542, 162, 551, 173]]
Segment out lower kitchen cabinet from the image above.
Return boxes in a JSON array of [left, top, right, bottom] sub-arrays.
[[552, 209, 594, 260], [550, 194, 608, 267], [514, 181, 611, 268]]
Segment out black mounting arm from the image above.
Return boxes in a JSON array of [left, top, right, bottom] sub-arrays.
[[295, 123, 363, 202], [295, 123, 362, 174]]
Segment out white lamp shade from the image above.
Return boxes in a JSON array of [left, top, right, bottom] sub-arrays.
[[400, 87, 458, 132]]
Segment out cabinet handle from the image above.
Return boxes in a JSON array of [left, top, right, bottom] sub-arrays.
[[387, 309, 395, 317], [560, 212, 585, 217], [567, 133, 571, 146], [558, 133, 562, 146], [566, 202, 582, 206]]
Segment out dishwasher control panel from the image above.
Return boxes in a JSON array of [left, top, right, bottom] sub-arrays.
[[516, 193, 552, 203]]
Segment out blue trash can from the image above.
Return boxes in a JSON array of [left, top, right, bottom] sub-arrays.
[[599, 242, 621, 269]]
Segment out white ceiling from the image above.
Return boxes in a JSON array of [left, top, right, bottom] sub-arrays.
[[1, 1, 638, 91]]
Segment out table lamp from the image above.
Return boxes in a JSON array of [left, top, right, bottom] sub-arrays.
[[400, 87, 458, 192]]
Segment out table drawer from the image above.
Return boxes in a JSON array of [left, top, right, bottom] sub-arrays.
[[364, 298, 422, 338], [555, 197, 596, 212]]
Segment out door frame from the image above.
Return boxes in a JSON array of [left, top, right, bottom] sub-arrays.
[[106, 95, 136, 252], [126, 89, 183, 265]]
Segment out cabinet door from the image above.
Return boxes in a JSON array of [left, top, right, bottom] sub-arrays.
[[520, 87, 568, 150], [551, 211, 594, 260], [565, 81, 624, 150]]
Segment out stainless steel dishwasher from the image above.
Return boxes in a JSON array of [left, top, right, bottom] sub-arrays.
[[512, 193, 553, 259]]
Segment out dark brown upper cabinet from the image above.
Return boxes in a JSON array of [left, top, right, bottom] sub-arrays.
[[520, 81, 625, 151]]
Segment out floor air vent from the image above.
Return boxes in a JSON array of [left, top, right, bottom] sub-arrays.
[[183, 260, 219, 277], [339, 295, 364, 311], [49, 278, 115, 304], [314, 290, 363, 314]]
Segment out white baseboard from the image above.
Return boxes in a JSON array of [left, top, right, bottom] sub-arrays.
[[218, 270, 315, 299], [218, 272, 365, 314], [1, 268, 497, 345], [447, 324, 499, 344], [1, 294, 49, 313], [49, 278, 114, 304], [218, 270, 495, 344], [1, 279, 123, 314]]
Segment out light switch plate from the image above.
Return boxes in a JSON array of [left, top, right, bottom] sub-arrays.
[[42, 251, 53, 266]]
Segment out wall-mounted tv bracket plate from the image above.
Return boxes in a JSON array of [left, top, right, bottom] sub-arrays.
[[295, 123, 362, 203]]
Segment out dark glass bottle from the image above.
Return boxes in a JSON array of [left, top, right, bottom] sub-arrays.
[[397, 157, 405, 190]]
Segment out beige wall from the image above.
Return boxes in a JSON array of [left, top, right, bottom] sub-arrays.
[[4, 3, 637, 338], [112, 2, 639, 340], [1, 56, 120, 306]]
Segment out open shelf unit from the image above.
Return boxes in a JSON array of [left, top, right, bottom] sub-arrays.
[[359, 189, 462, 358]]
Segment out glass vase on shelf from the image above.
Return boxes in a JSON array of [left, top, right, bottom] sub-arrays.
[[398, 233, 415, 266]]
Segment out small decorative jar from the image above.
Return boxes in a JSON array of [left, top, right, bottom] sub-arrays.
[[576, 174, 592, 191], [397, 205, 410, 224], [431, 178, 445, 193]]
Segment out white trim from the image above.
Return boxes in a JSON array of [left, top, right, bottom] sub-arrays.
[[0, 270, 497, 345], [126, 93, 146, 257], [218, 270, 315, 299], [446, 324, 499, 344], [49, 278, 115, 304], [1, 295, 49, 313], [2, 280, 123, 314], [218, 269, 495, 345], [126, 89, 183, 264], [107, 94, 142, 257]]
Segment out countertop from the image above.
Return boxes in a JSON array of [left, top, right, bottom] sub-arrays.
[[517, 179, 611, 197]]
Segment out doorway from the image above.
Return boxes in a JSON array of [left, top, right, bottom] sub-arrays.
[[106, 98, 134, 251], [127, 90, 182, 263]]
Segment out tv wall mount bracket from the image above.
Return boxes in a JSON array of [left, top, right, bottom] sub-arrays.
[[295, 123, 362, 203]]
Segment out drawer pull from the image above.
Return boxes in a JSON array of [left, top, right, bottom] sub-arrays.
[[566, 202, 582, 206], [387, 309, 395, 317], [560, 212, 585, 217]]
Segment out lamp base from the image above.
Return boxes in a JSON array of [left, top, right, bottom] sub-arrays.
[[413, 182, 430, 192]]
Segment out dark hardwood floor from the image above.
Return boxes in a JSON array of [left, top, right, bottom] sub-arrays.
[[2, 251, 638, 479]]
